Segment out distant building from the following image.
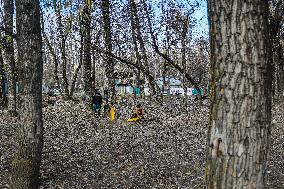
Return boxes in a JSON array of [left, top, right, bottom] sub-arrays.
[[115, 79, 137, 95], [156, 77, 182, 89], [156, 77, 182, 95], [156, 76, 203, 96]]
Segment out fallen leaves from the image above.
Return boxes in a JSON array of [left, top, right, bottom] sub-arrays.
[[0, 97, 283, 188]]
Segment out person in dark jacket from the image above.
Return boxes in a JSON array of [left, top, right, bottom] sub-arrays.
[[92, 90, 103, 116]]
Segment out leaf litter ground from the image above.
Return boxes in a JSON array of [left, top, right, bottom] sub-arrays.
[[0, 96, 283, 189]]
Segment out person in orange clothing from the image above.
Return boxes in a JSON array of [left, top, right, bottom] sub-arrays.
[[131, 104, 144, 119]]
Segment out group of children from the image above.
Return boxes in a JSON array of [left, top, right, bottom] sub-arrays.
[[91, 89, 144, 122]]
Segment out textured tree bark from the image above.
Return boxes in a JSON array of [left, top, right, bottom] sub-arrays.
[[101, 0, 115, 103], [0, 51, 7, 109], [82, 0, 93, 99], [10, 0, 44, 188], [276, 45, 284, 99], [269, 1, 284, 101], [206, 1, 272, 189], [273, 38, 284, 100], [3, 0, 17, 115], [91, 31, 101, 90], [128, 0, 142, 80]]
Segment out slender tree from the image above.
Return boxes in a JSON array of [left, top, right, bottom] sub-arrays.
[[10, 0, 44, 188], [269, 0, 284, 100], [3, 0, 16, 115], [128, 0, 150, 81], [101, 0, 115, 103], [55, 0, 70, 98], [82, 0, 93, 99], [0, 49, 7, 109], [142, 0, 200, 91], [128, 0, 142, 80], [70, 27, 83, 97], [43, 33, 60, 89], [206, 1, 272, 188]]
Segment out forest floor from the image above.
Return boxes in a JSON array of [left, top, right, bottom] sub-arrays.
[[0, 96, 283, 189]]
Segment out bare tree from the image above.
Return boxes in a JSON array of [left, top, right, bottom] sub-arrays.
[[0, 49, 7, 109], [206, 1, 272, 188], [82, 0, 93, 99], [55, 1, 71, 98], [128, 0, 150, 82], [269, 0, 284, 100], [128, 0, 142, 81], [42, 33, 60, 89], [141, 0, 200, 91], [101, 0, 115, 103], [3, 0, 16, 115], [10, 0, 44, 188]]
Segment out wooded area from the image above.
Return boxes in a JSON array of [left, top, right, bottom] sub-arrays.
[[0, 0, 283, 188]]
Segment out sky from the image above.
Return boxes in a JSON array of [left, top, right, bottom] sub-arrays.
[[191, 0, 209, 38], [39, 0, 209, 40], [159, 0, 209, 39]]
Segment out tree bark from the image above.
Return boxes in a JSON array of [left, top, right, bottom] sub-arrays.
[[10, 0, 44, 188], [206, 1, 272, 189], [269, 1, 284, 101], [82, 0, 93, 99], [273, 38, 284, 100], [0, 50, 7, 109], [101, 0, 115, 103], [128, 0, 142, 80], [3, 0, 17, 115]]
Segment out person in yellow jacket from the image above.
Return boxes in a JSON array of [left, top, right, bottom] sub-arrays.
[[127, 104, 144, 122], [108, 103, 116, 121]]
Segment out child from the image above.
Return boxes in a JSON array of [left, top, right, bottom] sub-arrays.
[[131, 104, 144, 119]]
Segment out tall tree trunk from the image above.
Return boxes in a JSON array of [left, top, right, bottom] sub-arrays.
[[268, 1, 284, 101], [277, 45, 284, 99], [3, 0, 17, 115], [70, 33, 83, 97], [91, 31, 102, 90], [11, 0, 44, 188], [128, 0, 142, 80], [55, 1, 70, 98], [82, 0, 93, 100], [181, 16, 188, 103], [0, 50, 7, 109], [101, 0, 115, 103], [91, 46, 96, 89], [129, 0, 150, 90], [274, 38, 284, 100], [206, 1, 272, 189]]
